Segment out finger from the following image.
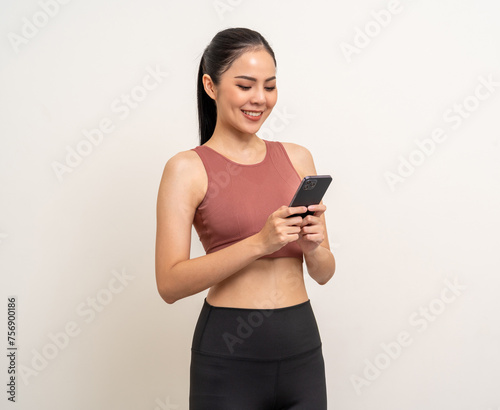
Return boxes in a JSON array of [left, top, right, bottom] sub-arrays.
[[286, 215, 304, 226], [307, 204, 326, 216], [283, 226, 301, 241], [301, 214, 321, 227], [290, 205, 308, 215], [283, 223, 302, 231], [301, 223, 322, 234], [282, 206, 307, 219]]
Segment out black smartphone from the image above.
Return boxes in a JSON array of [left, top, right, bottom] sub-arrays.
[[286, 175, 332, 218]]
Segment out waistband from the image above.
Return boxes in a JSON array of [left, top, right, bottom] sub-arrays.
[[191, 298, 322, 361]]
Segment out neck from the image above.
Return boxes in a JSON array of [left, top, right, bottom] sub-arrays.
[[209, 122, 260, 151]]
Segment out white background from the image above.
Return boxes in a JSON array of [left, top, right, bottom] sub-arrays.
[[1, 0, 499, 409]]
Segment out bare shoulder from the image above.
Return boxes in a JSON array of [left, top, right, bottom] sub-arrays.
[[160, 148, 207, 208], [280, 141, 313, 162], [280, 141, 317, 177], [165, 150, 204, 177]]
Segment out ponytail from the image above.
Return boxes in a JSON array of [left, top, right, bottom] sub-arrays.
[[197, 56, 218, 146]]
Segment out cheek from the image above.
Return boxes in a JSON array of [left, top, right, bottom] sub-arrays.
[[219, 87, 243, 106], [267, 92, 278, 107], [229, 92, 248, 109], [219, 94, 243, 117]]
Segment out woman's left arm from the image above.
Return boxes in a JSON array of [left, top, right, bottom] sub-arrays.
[[283, 142, 336, 285]]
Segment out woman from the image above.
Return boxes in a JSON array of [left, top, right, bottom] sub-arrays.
[[155, 27, 335, 409]]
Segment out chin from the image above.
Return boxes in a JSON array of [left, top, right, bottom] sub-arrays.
[[246, 116, 271, 134], [243, 124, 264, 135]]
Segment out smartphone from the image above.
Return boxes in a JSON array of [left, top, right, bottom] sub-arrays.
[[286, 175, 332, 218]]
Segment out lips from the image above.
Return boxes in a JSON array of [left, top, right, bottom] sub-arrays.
[[242, 110, 263, 120]]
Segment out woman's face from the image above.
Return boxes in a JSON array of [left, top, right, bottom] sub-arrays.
[[206, 48, 278, 137]]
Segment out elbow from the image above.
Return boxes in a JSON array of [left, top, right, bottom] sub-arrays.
[[307, 248, 335, 285], [316, 276, 331, 286], [157, 284, 179, 305], [316, 266, 335, 286], [156, 268, 181, 305], [319, 256, 336, 285], [156, 259, 193, 304]]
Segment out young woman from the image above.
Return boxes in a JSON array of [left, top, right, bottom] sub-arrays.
[[155, 27, 335, 410]]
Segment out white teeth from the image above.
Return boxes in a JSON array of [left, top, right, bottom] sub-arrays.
[[242, 110, 262, 117]]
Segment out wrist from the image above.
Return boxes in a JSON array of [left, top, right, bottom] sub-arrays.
[[247, 232, 268, 259], [303, 244, 320, 258]]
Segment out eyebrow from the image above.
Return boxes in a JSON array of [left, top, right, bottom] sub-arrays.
[[234, 75, 276, 82]]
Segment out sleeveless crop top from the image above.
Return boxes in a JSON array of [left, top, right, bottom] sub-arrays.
[[191, 139, 303, 261]]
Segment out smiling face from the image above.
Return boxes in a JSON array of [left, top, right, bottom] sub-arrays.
[[203, 47, 278, 138]]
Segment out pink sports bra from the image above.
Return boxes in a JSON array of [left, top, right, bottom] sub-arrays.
[[191, 139, 303, 261]]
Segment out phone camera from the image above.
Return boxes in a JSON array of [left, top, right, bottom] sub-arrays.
[[303, 179, 317, 190]]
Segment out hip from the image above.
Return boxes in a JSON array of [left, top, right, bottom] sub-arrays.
[[191, 297, 322, 361]]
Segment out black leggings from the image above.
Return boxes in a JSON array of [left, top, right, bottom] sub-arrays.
[[189, 298, 327, 409]]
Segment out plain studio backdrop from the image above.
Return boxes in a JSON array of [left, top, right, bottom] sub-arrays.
[[1, 0, 499, 409]]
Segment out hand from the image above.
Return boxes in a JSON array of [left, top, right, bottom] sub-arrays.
[[296, 204, 327, 254], [256, 205, 308, 255]]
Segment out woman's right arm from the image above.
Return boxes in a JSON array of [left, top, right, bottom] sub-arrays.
[[155, 151, 306, 304]]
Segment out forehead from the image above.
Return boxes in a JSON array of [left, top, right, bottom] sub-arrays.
[[225, 48, 276, 76]]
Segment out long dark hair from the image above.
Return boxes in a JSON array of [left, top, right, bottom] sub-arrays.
[[197, 28, 277, 145]]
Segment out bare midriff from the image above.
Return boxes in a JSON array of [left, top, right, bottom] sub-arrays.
[[206, 256, 308, 309]]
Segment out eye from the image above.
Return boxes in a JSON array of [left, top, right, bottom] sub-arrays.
[[265, 86, 276, 91], [237, 85, 251, 90]]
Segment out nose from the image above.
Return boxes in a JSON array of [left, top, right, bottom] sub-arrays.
[[250, 87, 266, 105]]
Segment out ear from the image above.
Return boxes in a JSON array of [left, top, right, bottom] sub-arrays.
[[202, 74, 217, 100]]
